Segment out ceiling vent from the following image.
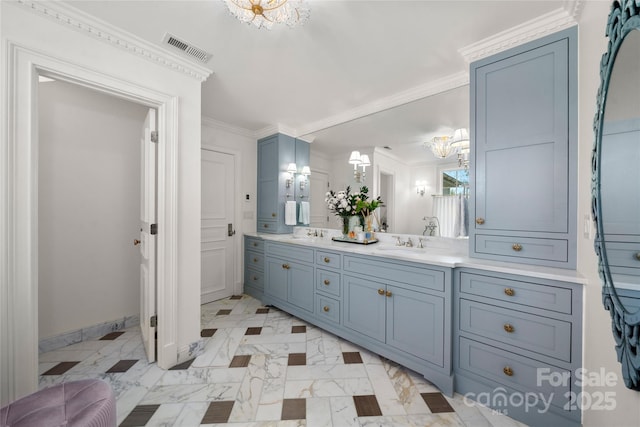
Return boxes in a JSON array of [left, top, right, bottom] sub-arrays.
[[162, 33, 212, 64]]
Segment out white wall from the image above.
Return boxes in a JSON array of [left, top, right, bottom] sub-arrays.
[[577, 2, 640, 425], [1, 1, 203, 401], [38, 80, 147, 339]]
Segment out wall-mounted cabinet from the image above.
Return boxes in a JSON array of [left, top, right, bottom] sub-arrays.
[[257, 134, 310, 233], [469, 27, 577, 269]]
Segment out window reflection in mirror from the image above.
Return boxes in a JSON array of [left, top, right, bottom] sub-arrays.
[[442, 168, 469, 197]]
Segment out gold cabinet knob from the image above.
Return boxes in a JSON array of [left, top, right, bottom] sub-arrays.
[[476, 218, 485, 225], [271, 213, 276, 217], [378, 288, 385, 295], [252, 276, 258, 281], [253, 258, 258, 263], [512, 243, 523, 252], [323, 306, 330, 312], [635, 252, 640, 261], [324, 257, 331, 263], [133, 239, 141, 246], [324, 279, 330, 285], [386, 290, 392, 297], [503, 323, 515, 333], [263, 223, 269, 228], [503, 366, 514, 377], [504, 288, 515, 297], [253, 242, 258, 247], [282, 264, 290, 270]]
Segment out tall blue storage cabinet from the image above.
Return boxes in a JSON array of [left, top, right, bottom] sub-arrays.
[[469, 27, 577, 269]]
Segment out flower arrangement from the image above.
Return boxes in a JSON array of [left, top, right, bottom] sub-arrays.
[[325, 185, 383, 235]]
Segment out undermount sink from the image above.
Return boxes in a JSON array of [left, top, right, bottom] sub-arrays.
[[374, 246, 425, 253]]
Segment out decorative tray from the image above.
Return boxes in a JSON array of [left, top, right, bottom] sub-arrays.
[[331, 236, 378, 245]]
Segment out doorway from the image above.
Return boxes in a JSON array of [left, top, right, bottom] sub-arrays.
[[37, 78, 152, 356], [379, 171, 394, 232]]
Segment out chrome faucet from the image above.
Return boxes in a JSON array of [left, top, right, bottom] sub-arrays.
[[405, 238, 414, 248], [417, 237, 425, 249], [393, 236, 404, 246]]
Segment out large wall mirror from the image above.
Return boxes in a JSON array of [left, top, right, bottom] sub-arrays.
[[303, 85, 469, 237], [593, 0, 640, 390]]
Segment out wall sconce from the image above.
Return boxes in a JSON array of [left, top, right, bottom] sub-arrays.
[[299, 166, 311, 190], [348, 151, 371, 183], [416, 180, 427, 196], [285, 162, 298, 188], [451, 128, 470, 171]]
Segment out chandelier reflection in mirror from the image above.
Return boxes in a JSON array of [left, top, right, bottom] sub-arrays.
[[425, 128, 469, 170], [222, 0, 310, 29]]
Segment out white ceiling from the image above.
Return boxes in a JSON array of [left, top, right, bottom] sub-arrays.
[[66, 0, 571, 162]]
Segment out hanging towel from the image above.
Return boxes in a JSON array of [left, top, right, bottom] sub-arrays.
[[285, 201, 297, 225], [299, 201, 310, 225]]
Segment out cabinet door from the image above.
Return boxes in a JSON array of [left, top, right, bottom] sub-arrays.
[[287, 262, 314, 313], [343, 275, 386, 343], [265, 257, 288, 301], [386, 285, 445, 367], [474, 37, 569, 234], [257, 179, 278, 222]]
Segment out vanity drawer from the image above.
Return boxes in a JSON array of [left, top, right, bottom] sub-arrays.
[[344, 255, 445, 293], [265, 242, 314, 263], [245, 252, 264, 271], [604, 241, 640, 272], [316, 269, 341, 297], [475, 235, 568, 263], [459, 272, 572, 315], [244, 269, 264, 288], [316, 251, 342, 269], [458, 337, 571, 410], [246, 237, 264, 252], [459, 298, 572, 362], [257, 220, 276, 232], [317, 295, 340, 324]]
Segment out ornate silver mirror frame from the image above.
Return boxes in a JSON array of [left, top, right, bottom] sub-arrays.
[[593, 0, 640, 390]]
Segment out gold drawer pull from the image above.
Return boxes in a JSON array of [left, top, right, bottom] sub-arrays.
[[386, 290, 392, 297], [503, 366, 514, 377], [282, 264, 290, 270], [271, 213, 276, 217], [323, 306, 330, 312], [324, 257, 331, 263], [253, 258, 258, 263], [252, 242, 258, 247], [635, 252, 640, 261], [503, 323, 515, 333], [252, 276, 258, 281], [263, 223, 269, 228], [504, 288, 515, 297], [324, 279, 330, 285], [512, 243, 522, 252], [476, 218, 485, 225], [378, 288, 385, 295]]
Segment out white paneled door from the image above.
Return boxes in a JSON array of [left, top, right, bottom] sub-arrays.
[[310, 170, 330, 228], [201, 149, 236, 304], [139, 108, 157, 363]]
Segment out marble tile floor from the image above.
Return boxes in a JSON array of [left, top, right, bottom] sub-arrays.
[[38, 295, 527, 426]]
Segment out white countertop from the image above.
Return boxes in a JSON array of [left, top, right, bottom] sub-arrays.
[[246, 229, 588, 285]]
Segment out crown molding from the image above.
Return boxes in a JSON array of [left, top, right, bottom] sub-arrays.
[[294, 71, 470, 138], [254, 123, 299, 140], [14, 0, 213, 82], [459, 5, 579, 64], [201, 116, 255, 138]]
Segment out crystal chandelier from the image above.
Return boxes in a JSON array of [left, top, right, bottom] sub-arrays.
[[426, 136, 456, 159], [222, 0, 310, 29]]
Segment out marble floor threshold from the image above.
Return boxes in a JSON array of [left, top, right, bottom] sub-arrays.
[[38, 295, 527, 426]]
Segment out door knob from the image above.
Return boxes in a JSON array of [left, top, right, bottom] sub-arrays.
[[133, 239, 141, 246]]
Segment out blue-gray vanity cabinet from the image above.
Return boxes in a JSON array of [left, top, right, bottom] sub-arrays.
[[342, 255, 452, 394], [263, 241, 315, 315], [257, 134, 295, 233], [243, 236, 264, 300], [469, 27, 577, 269], [257, 134, 311, 233], [453, 268, 583, 427]]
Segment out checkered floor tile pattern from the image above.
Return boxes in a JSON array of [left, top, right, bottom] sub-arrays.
[[38, 295, 526, 426]]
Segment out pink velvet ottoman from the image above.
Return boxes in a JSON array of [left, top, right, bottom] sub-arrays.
[[0, 379, 116, 427]]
